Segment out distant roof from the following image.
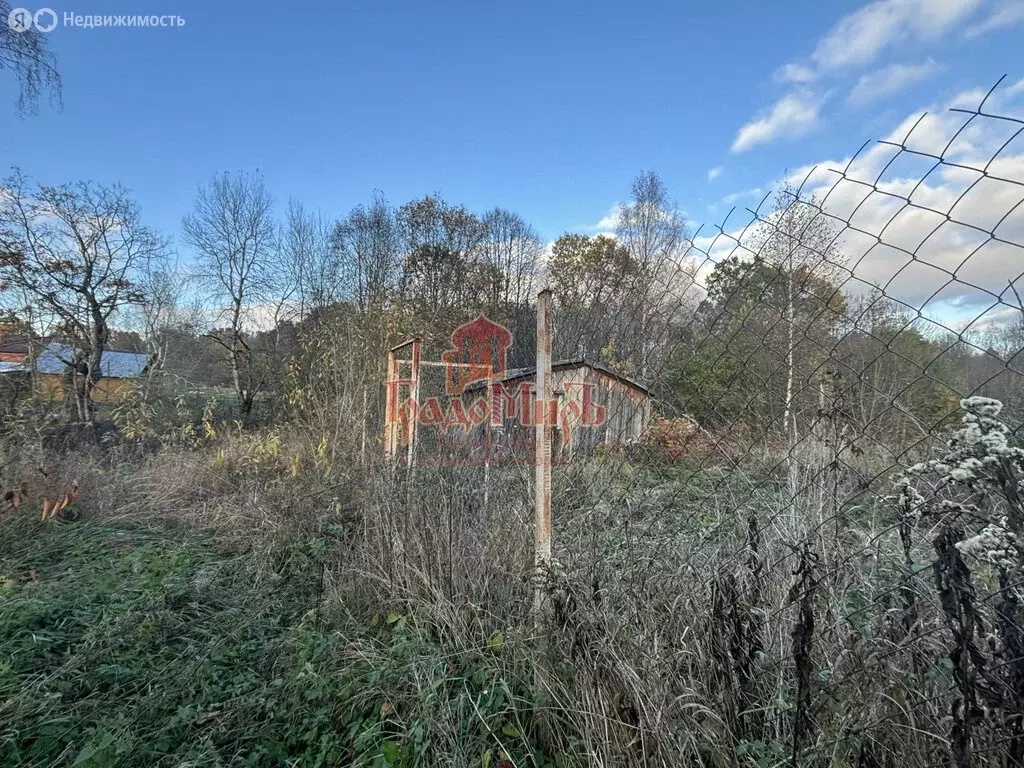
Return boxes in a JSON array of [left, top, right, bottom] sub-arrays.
[[0, 361, 28, 374], [463, 357, 650, 395], [34, 343, 149, 379], [0, 336, 48, 355]]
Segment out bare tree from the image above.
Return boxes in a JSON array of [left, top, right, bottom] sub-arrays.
[[0, 168, 164, 419], [182, 171, 277, 421], [281, 200, 336, 318], [130, 258, 205, 388], [615, 171, 694, 377], [0, 1, 61, 115], [479, 208, 541, 316], [332, 193, 401, 314], [616, 171, 687, 271]]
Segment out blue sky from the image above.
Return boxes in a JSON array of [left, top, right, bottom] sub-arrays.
[[1, 0, 1023, 266]]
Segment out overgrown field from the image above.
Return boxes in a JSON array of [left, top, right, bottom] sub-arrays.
[[0, 515, 550, 767], [2, 396, 1023, 767]]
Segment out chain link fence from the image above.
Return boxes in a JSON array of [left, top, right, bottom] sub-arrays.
[[536, 78, 1024, 766], [371, 79, 1024, 766]]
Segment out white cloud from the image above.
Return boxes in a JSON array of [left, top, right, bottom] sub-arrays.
[[733, 1, 1017, 156], [692, 80, 1024, 330], [592, 204, 623, 234], [721, 187, 764, 206], [707, 166, 723, 182], [773, 0, 991, 87], [810, 0, 983, 72], [730, 92, 824, 153], [965, 0, 1024, 37], [784, 155, 854, 194], [750, 2, 1011, 161], [800, 89, 1021, 317], [688, 225, 751, 288], [959, 304, 1024, 335], [847, 59, 943, 107], [949, 86, 992, 109], [775, 62, 817, 84]]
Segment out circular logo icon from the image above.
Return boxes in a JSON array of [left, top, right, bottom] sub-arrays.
[[34, 8, 57, 32], [7, 7, 33, 32]]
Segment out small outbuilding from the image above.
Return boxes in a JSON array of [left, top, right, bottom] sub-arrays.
[[0, 339, 150, 403], [463, 357, 652, 458]]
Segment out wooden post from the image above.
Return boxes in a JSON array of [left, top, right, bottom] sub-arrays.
[[484, 366, 494, 511], [406, 339, 421, 469], [384, 348, 398, 460], [534, 289, 553, 621], [384, 339, 420, 463]]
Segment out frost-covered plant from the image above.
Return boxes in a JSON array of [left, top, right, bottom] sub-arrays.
[[900, 396, 1023, 564], [957, 517, 1019, 570], [894, 397, 1024, 765]]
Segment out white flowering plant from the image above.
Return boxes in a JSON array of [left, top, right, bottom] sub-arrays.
[[896, 397, 1023, 572], [892, 396, 1024, 760]]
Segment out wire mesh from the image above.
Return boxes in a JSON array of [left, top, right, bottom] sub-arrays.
[[383, 78, 1024, 766], [542, 77, 1024, 766]]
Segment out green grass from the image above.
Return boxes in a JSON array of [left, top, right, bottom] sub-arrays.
[[0, 515, 551, 767], [0, 516, 339, 766]]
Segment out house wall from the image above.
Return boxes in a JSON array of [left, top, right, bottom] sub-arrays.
[[552, 367, 650, 454], [461, 364, 651, 459], [36, 374, 136, 404]]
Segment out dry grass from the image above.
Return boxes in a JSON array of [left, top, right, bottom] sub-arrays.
[[2, 397, 1022, 766]]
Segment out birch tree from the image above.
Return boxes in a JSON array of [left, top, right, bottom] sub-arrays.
[[0, 0, 61, 115], [616, 171, 693, 377], [749, 189, 845, 426], [753, 187, 846, 493], [183, 171, 277, 421]]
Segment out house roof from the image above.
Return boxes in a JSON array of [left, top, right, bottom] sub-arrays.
[[0, 342, 150, 379], [463, 357, 651, 396], [0, 336, 48, 356], [35, 343, 149, 378]]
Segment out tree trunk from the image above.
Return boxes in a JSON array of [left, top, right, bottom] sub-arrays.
[[229, 297, 251, 422], [784, 253, 798, 499]]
